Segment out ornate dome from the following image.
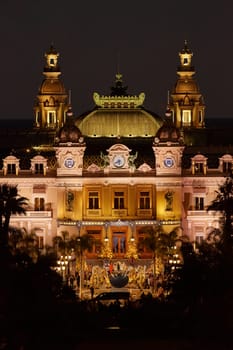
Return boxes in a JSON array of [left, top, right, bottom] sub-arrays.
[[173, 79, 199, 94], [40, 79, 66, 94], [155, 109, 183, 144], [57, 107, 83, 143], [76, 74, 163, 138], [77, 108, 162, 138]]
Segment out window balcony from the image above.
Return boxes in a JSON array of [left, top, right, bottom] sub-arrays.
[[112, 209, 127, 217], [86, 209, 101, 216], [137, 209, 152, 217]]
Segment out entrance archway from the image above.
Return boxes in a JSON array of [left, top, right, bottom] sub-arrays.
[[112, 231, 126, 257]]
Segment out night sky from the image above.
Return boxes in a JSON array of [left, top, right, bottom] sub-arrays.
[[1, 0, 233, 121]]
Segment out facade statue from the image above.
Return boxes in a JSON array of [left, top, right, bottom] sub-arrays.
[[165, 190, 174, 211], [100, 151, 110, 167], [128, 151, 138, 168], [66, 190, 74, 211]]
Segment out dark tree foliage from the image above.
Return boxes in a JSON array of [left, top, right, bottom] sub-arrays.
[[0, 184, 28, 250], [207, 173, 233, 261]]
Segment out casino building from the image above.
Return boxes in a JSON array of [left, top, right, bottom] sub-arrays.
[[1, 41, 232, 267]]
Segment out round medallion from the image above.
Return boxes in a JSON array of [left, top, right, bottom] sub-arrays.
[[113, 155, 125, 168], [164, 157, 174, 168], [64, 158, 75, 168]]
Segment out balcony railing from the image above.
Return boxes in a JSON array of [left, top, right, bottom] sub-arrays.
[[137, 209, 152, 217], [86, 209, 101, 216], [25, 211, 52, 218], [112, 209, 127, 217], [187, 210, 221, 217]]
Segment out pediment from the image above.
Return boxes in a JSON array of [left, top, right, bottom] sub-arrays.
[[107, 143, 131, 154]]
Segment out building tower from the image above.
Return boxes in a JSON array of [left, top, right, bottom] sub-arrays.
[[34, 45, 68, 129], [168, 40, 205, 129], [54, 104, 86, 177], [152, 106, 185, 176]]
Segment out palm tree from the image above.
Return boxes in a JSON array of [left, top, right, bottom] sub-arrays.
[[69, 233, 95, 260], [53, 230, 70, 256], [138, 224, 165, 292], [0, 184, 28, 250], [69, 233, 95, 298], [8, 227, 39, 264]]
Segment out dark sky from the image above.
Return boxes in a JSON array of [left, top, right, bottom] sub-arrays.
[[1, 0, 233, 120]]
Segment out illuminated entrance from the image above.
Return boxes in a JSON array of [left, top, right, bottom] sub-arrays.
[[112, 231, 126, 256]]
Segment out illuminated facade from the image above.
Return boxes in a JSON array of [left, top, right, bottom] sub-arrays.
[[1, 42, 232, 263]]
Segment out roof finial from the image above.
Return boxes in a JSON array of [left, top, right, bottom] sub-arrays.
[[68, 89, 72, 106], [116, 50, 120, 75], [165, 90, 172, 118], [167, 90, 170, 105]]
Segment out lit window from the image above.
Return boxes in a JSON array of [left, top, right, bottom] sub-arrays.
[[47, 111, 56, 125], [223, 161, 232, 173], [34, 197, 45, 211], [182, 110, 191, 126], [139, 191, 150, 209], [195, 197, 204, 210], [114, 191, 124, 209], [35, 163, 44, 174], [194, 162, 204, 174], [7, 163, 16, 174], [88, 192, 99, 209], [113, 232, 126, 254]]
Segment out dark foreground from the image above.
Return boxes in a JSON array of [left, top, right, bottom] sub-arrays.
[[1, 297, 233, 350]]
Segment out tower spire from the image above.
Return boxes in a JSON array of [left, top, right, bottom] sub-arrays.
[[168, 41, 205, 129], [33, 44, 68, 129], [68, 89, 72, 106]]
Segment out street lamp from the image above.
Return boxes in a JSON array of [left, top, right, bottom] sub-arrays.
[[104, 221, 109, 241], [168, 246, 181, 273], [57, 254, 72, 282], [129, 221, 135, 241]]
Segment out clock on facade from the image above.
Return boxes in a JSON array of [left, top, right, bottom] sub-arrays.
[[64, 158, 75, 168], [164, 157, 174, 168], [113, 154, 125, 168]]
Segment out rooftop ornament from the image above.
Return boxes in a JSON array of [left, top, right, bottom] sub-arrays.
[[93, 92, 145, 108]]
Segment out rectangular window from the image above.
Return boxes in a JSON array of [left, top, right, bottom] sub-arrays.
[[182, 110, 191, 126], [88, 192, 99, 209], [139, 191, 150, 209], [194, 162, 204, 174], [195, 197, 204, 210], [114, 191, 124, 209], [35, 163, 44, 174], [34, 197, 45, 211], [7, 163, 16, 174], [112, 232, 126, 254], [223, 162, 232, 173], [47, 111, 56, 125]]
